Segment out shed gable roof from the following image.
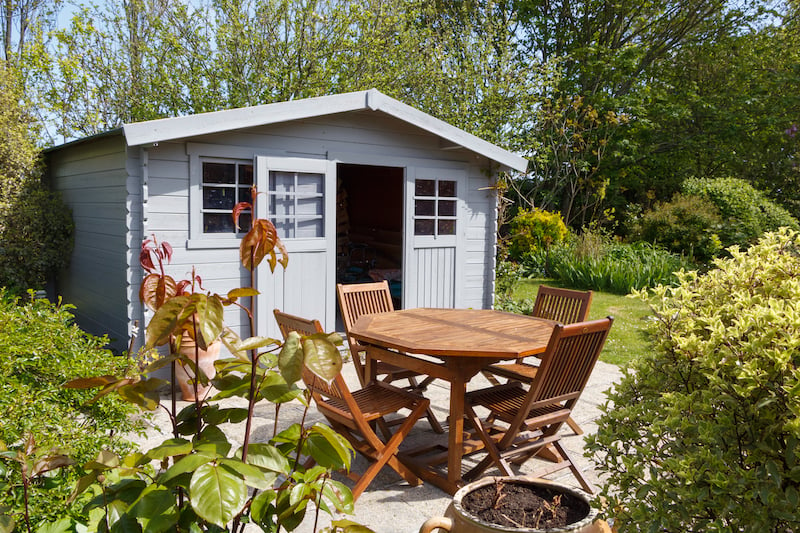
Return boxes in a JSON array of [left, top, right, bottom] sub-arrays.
[[122, 89, 527, 172]]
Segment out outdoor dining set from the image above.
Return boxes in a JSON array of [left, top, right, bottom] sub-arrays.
[[273, 282, 613, 500]]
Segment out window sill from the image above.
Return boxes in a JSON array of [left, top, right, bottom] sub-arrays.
[[186, 237, 242, 250]]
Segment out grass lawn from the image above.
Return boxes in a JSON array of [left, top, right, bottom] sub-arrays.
[[511, 279, 653, 367]]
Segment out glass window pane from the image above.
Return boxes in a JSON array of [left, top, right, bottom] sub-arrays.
[[438, 180, 456, 197], [438, 200, 457, 217], [297, 218, 323, 238], [270, 171, 295, 193], [239, 164, 253, 185], [415, 179, 436, 196], [238, 187, 252, 205], [270, 195, 295, 216], [296, 173, 323, 194], [235, 212, 251, 232], [203, 187, 235, 210], [415, 199, 435, 216], [272, 218, 294, 238], [203, 162, 235, 184], [438, 219, 456, 235], [204, 213, 235, 233], [415, 219, 435, 235], [297, 197, 322, 215]]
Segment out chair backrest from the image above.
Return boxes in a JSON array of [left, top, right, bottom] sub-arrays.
[[505, 317, 612, 443], [272, 309, 360, 421], [336, 281, 394, 346], [531, 285, 593, 324]]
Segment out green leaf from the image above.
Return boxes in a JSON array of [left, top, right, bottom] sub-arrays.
[[158, 453, 215, 485], [304, 424, 353, 470], [84, 450, 121, 471], [0, 508, 13, 533], [192, 293, 224, 350], [147, 439, 192, 461], [238, 336, 280, 353], [303, 336, 344, 382], [145, 295, 192, 349], [35, 517, 74, 533], [278, 331, 303, 383], [129, 485, 179, 533], [329, 518, 374, 532], [118, 378, 167, 411], [239, 443, 291, 473], [249, 489, 276, 526], [259, 372, 303, 403], [189, 463, 248, 527], [218, 458, 278, 490]]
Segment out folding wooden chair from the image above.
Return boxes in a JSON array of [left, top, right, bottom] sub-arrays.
[[483, 285, 593, 434], [273, 309, 430, 501], [464, 317, 613, 493], [336, 281, 443, 433]]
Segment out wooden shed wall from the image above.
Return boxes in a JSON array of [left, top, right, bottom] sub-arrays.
[[138, 111, 498, 329], [48, 134, 137, 350]]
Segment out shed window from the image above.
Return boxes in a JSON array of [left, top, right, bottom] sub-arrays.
[[268, 171, 324, 238], [414, 178, 457, 236], [202, 160, 253, 233]]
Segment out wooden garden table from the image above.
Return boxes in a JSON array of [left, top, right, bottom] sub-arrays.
[[348, 308, 556, 494]]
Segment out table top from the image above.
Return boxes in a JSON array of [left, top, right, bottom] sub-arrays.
[[349, 308, 555, 358]]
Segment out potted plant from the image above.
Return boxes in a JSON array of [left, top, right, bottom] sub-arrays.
[[63, 188, 369, 532], [419, 476, 611, 533]]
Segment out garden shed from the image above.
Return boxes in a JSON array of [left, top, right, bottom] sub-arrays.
[[45, 89, 528, 352]]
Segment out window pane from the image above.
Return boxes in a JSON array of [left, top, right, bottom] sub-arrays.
[[204, 213, 235, 233], [438, 219, 456, 235], [238, 187, 252, 205], [239, 164, 253, 185], [272, 218, 294, 238], [297, 196, 322, 215], [415, 219, 435, 235], [270, 171, 295, 193], [270, 195, 295, 216], [203, 162, 235, 184], [235, 212, 251, 232], [415, 199, 435, 216], [203, 187, 235, 210], [296, 173, 323, 194], [297, 218, 323, 238], [415, 179, 436, 196], [438, 200, 457, 217], [438, 180, 456, 197]]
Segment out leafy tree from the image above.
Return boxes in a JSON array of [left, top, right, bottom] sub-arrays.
[[0, 63, 72, 293]]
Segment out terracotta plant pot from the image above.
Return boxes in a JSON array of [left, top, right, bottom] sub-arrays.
[[419, 477, 611, 533], [175, 332, 220, 401]]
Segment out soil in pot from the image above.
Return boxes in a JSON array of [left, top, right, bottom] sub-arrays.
[[461, 481, 590, 530]]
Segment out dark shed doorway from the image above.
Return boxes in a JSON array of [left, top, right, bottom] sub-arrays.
[[336, 163, 404, 309]]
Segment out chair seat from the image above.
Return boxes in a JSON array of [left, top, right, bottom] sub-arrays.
[[320, 381, 426, 422], [467, 382, 569, 426], [484, 362, 538, 382]]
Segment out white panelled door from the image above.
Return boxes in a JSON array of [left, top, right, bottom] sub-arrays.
[[404, 166, 467, 309], [254, 156, 336, 337]]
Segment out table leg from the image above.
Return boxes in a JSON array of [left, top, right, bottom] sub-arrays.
[[448, 372, 467, 488]]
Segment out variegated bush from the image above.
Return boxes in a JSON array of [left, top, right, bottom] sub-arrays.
[[587, 227, 800, 532]]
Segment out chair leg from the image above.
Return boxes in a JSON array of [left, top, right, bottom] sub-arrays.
[[553, 441, 594, 494], [426, 406, 444, 434], [463, 405, 512, 481], [566, 416, 583, 435], [480, 370, 502, 386]]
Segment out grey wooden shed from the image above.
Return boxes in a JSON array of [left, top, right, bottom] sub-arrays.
[[45, 89, 528, 352]]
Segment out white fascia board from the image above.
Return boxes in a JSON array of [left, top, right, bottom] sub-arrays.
[[369, 89, 529, 173], [123, 91, 371, 146], [122, 88, 529, 172]]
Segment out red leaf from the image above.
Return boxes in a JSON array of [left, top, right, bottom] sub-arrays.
[[233, 201, 253, 231]]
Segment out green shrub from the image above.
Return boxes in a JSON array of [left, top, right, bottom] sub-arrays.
[[0, 185, 74, 294], [508, 208, 568, 259], [586, 228, 800, 531], [682, 177, 799, 247], [633, 193, 723, 261], [541, 230, 689, 294], [0, 291, 142, 527]]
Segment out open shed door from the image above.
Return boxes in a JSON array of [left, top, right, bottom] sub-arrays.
[[255, 156, 336, 336], [404, 166, 467, 308]]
